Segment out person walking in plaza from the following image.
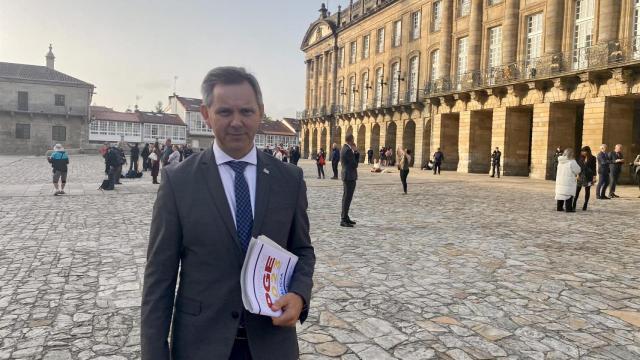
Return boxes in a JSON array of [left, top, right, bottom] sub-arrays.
[[340, 134, 359, 227], [367, 148, 374, 165], [48, 144, 69, 196], [398, 148, 412, 194], [386, 148, 394, 166], [380, 147, 387, 166], [330, 143, 340, 179], [490, 147, 502, 178], [291, 146, 301, 165], [433, 148, 444, 175], [596, 144, 610, 199], [141, 66, 315, 360], [149, 145, 160, 184], [552, 146, 563, 180], [574, 146, 596, 211], [161, 138, 173, 167], [105, 143, 122, 189], [165, 144, 181, 167], [316, 148, 326, 179], [555, 148, 581, 212], [100, 142, 110, 174], [608, 144, 625, 198], [141, 143, 150, 172]]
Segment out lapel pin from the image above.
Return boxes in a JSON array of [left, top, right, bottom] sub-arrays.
[[263, 168, 270, 175]]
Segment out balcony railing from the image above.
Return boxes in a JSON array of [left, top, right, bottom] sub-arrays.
[[424, 37, 640, 97]]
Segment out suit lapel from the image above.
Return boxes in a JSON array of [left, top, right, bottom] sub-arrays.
[[199, 148, 243, 255], [252, 151, 271, 237]]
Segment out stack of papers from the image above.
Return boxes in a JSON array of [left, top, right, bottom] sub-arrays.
[[240, 236, 298, 317]]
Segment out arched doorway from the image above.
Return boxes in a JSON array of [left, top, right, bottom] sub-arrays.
[[346, 125, 353, 137], [386, 122, 397, 151], [371, 123, 381, 159], [320, 127, 327, 152], [303, 129, 310, 159], [403, 120, 416, 163], [357, 124, 366, 162], [311, 128, 318, 156]]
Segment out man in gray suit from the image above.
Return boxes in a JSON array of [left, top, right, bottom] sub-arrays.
[[141, 67, 315, 360], [340, 134, 359, 227]]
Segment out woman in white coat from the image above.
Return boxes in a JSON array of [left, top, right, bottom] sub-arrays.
[[555, 148, 582, 212]]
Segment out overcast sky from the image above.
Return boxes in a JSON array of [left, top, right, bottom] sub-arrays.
[[0, 1, 351, 119]]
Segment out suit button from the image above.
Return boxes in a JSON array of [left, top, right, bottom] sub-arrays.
[[231, 311, 240, 319]]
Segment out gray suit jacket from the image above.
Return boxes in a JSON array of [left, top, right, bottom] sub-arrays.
[[141, 148, 315, 360], [340, 144, 358, 181]]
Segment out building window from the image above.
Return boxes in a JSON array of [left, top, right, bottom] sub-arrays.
[[375, 67, 384, 107], [408, 56, 419, 102], [573, 0, 595, 70], [337, 79, 344, 107], [362, 35, 370, 59], [361, 71, 369, 110], [411, 11, 421, 40], [338, 47, 345, 68], [456, 37, 468, 89], [526, 12, 543, 77], [458, 0, 471, 17], [633, 0, 640, 58], [487, 26, 502, 70], [430, 49, 440, 82], [52, 126, 66, 141], [348, 76, 357, 112], [376, 28, 385, 53], [432, 1, 442, 32], [350, 41, 357, 64], [393, 20, 402, 47], [188, 111, 209, 134], [55, 94, 65, 106], [18, 91, 28, 111], [16, 123, 30, 139], [390, 62, 400, 105]]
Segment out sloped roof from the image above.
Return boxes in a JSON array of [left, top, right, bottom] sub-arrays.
[[136, 111, 186, 126], [175, 96, 202, 112], [91, 106, 139, 123], [258, 120, 296, 136], [282, 117, 301, 132], [0, 62, 93, 87]]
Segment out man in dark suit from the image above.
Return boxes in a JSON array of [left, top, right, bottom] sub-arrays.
[[330, 143, 340, 179], [340, 134, 359, 227], [608, 144, 625, 198], [141, 67, 315, 360], [490, 147, 502, 178], [596, 144, 610, 199]]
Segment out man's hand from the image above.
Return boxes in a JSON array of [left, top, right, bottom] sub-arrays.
[[271, 293, 304, 327]]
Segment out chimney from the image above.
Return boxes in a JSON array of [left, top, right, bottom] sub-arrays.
[[46, 44, 55, 69]]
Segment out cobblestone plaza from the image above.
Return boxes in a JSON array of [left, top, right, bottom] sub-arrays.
[[0, 155, 638, 359]]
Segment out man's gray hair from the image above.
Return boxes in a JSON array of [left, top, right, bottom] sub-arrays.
[[563, 148, 575, 159], [201, 66, 264, 108]]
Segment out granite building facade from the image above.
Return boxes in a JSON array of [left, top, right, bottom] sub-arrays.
[[299, 0, 640, 180]]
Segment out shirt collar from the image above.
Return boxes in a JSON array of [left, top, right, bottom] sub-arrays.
[[213, 140, 257, 166]]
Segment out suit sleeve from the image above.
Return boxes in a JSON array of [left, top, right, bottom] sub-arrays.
[[141, 169, 182, 360], [287, 168, 316, 323]]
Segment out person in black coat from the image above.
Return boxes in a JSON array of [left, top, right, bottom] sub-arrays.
[[367, 148, 374, 164], [330, 143, 340, 179], [433, 148, 444, 175], [574, 146, 597, 211], [596, 144, 610, 199], [490, 147, 502, 178], [105, 144, 122, 188], [608, 144, 625, 198], [128, 143, 140, 172], [340, 134, 359, 227], [141, 143, 151, 171]]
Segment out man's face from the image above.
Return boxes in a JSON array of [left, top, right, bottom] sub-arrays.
[[615, 144, 622, 152], [201, 82, 263, 157]]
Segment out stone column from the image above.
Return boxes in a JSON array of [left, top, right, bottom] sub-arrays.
[[467, 0, 483, 73], [502, 0, 520, 64], [305, 60, 312, 110], [413, 117, 425, 168], [439, 0, 454, 79], [544, 0, 564, 55], [598, 0, 621, 44]]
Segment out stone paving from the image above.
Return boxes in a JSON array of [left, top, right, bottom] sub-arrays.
[[0, 155, 638, 359]]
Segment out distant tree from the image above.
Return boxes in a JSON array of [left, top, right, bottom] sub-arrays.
[[155, 101, 164, 113], [263, 114, 273, 121]]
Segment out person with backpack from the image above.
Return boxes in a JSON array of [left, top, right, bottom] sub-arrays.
[[48, 144, 69, 196], [316, 148, 326, 179], [398, 148, 412, 194]]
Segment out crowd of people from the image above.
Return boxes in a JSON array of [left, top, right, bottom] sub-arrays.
[[263, 144, 301, 165]]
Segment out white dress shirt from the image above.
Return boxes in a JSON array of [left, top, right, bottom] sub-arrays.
[[213, 141, 257, 225]]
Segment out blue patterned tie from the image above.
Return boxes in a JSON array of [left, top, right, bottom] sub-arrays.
[[225, 161, 253, 253]]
